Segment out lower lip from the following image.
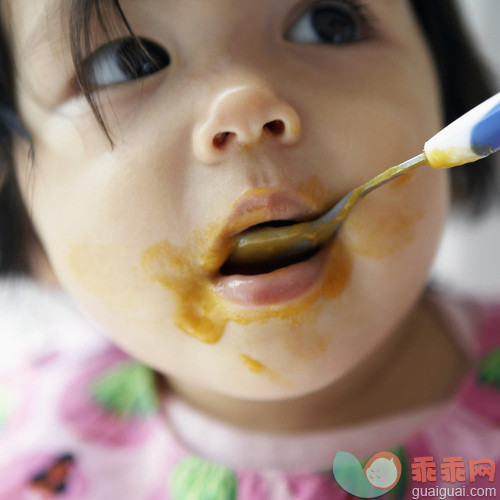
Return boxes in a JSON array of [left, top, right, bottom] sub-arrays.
[[213, 243, 331, 306]]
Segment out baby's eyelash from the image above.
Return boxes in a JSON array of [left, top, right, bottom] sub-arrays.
[[286, 0, 380, 45], [337, 0, 380, 40]]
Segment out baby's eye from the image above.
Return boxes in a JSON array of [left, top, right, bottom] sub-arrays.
[[84, 37, 170, 88], [286, 0, 367, 44]]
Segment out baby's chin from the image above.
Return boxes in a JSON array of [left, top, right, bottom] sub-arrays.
[[176, 325, 361, 402]]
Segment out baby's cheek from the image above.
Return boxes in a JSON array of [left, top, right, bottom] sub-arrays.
[[64, 243, 152, 319], [343, 173, 426, 259]]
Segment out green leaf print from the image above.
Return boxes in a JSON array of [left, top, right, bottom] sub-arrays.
[[90, 361, 159, 418], [170, 456, 237, 500], [478, 348, 500, 389]]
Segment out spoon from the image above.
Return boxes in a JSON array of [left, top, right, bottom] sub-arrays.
[[226, 91, 500, 268]]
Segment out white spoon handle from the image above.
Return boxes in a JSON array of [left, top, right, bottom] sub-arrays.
[[424, 91, 500, 168]]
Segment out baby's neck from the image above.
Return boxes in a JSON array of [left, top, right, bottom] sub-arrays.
[[168, 296, 469, 434]]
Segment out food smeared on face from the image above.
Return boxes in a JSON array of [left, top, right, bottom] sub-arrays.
[[239, 354, 289, 384], [140, 187, 353, 344], [240, 354, 267, 373], [141, 239, 226, 344], [344, 174, 425, 259]]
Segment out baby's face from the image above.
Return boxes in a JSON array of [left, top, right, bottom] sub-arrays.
[[11, 0, 448, 399]]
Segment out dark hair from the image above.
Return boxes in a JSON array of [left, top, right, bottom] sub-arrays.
[[0, 4, 34, 274], [409, 0, 498, 210], [0, 0, 498, 275]]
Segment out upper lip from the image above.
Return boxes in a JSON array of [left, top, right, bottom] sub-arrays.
[[199, 187, 323, 273], [226, 188, 320, 235]]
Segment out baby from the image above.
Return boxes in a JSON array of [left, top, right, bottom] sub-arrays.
[[0, 1, 498, 499]]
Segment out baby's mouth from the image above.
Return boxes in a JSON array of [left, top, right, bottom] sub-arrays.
[[199, 187, 340, 305], [202, 190, 351, 306], [212, 217, 338, 306]]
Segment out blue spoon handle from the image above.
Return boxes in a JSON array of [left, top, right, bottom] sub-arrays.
[[424, 91, 500, 168]]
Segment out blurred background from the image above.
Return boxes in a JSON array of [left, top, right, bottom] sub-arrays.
[[432, 0, 500, 299]]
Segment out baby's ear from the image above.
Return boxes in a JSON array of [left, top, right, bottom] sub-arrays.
[[28, 236, 59, 287]]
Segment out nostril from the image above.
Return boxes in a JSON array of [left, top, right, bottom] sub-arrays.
[[264, 119, 285, 136], [213, 120, 285, 149], [213, 131, 234, 149]]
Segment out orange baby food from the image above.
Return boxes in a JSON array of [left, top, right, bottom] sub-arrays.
[[425, 146, 479, 169], [140, 235, 352, 344], [239, 354, 290, 383], [239, 354, 267, 373], [343, 198, 424, 259]]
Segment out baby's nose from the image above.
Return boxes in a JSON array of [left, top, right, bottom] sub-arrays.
[[193, 85, 301, 164]]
